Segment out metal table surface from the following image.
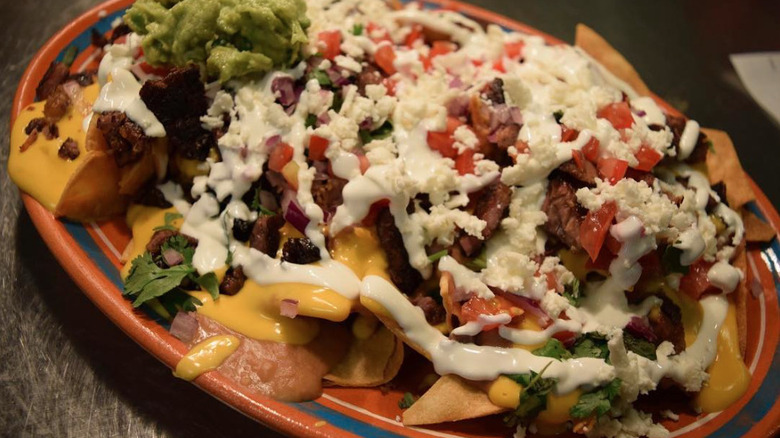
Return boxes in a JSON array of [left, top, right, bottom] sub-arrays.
[[1, 1, 779, 437]]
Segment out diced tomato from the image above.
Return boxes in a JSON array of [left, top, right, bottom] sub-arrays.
[[460, 295, 521, 330], [633, 145, 663, 171], [561, 126, 579, 142], [679, 260, 717, 299], [545, 272, 562, 293], [426, 116, 463, 159], [374, 44, 397, 75], [585, 248, 614, 271], [492, 58, 506, 73], [503, 40, 525, 60], [597, 102, 634, 130], [455, 149, 475, 175], [361, 199, 390, 227], [268, 142, 294, 172], [367, 22, 392, 43], [138, 62, 172, 77], [552, 330, 577, 347], [582, 137, 600, 162], [317, 30, 342, 61], [308, 135, 329, 161], [572, 149, 586, 171], [580, 201, 618, 261], [638, 250, 662, 280], [382, 78, 397, 96], [404, 25, 423, 47], [114, 35, 127, 45], [604, 233, 622, 255], [597, 157, 628, 185], [358, 153, 370, 174], [423, 41, 457, 70], [471, 58, 484, 67]]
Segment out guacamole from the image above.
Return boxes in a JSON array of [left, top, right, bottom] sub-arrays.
[[124, 0, 310, 82]]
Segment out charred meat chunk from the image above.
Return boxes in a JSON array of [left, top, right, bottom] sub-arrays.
[[91, 28, 108, 48], [376, 208, 423, 294], [541, 178, 583, 250], [146, 229, 198, 258], [559, 158, 598, 186], [282, 238, 322, 264], [139, 66, 215, 160], [249, 214, 286, 256], [96, 111, 154, 166], [482, 78, 505, 105], [625, 168, 655, 186], [232, 218, 254, 242], [648, 298, 686, 353], [410, 295, 445, 325], [491, 123, 520, 149], [25, 118, 59, 140], [57, 138, 79, 160], [458, 181, 512, 257], [134, 186, 173, 208], [36, 62, 70, 100], [219, 266, 246, 296], [311, 177, 348, 216], [110, 23, 131, 43], [356, 64, 384, 95], [43, 85, 71, 122]]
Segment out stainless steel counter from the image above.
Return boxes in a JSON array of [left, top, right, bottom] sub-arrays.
[[1, 1, 778, 437]]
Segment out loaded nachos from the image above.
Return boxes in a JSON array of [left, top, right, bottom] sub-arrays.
[[8, 0, 776, 436]]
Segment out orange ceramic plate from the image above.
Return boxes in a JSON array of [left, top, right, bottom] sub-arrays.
[[11, 1, 780, 437]]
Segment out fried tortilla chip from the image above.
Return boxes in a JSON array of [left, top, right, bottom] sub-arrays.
[[402, 375, 506, 426], [54, 151, 129, 220], [324, 323, 404, 387], [574, 24, 652, 97], [743, 210, 776, 243], [702, 128, 755, 209]]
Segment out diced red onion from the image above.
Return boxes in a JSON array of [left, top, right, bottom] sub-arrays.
[[625, 316, 658, 342], [634, 110, 647, 117], [489, 104, 512, 132], [446, 94, 469, 117], [359, 117, 374, 130], [280, 299, 299, 318], [494, 290, 553, 328], [265, 135, 281, 149], [272, 75, 297, 107], [509, 106, 524, 125], [162, 248, 184, 266], [282, 191, 310, 234], [449, 76, 463, 89], [170, 312, 198, 343], [317, 112, 331, 126]]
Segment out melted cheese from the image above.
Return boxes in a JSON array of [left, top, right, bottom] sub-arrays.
[[695, 300, 750, 412], [8, 83, 99, 210], [488, 375, 581, 424], [121, 205, 181, 278], [174, 335, 240, 381]]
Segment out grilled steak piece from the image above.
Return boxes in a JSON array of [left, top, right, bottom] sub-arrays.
[[541, 178, 583, 250], [57, 137, 79, 160], [356, 64, 383, 95], [219, 266, 246, 296], [43, 85, 71, 121], [25, 118, 59, 140], [36, 62, 70, 100], [559, 158, 598, 186], [145, 230, 198, 257], [458, 181, 512, 257], [311, 177, 348, 216], [96, 111, 154, 166], [410, 295, 446, 325], [282, 238, 322, 264], [376, 208, 423, 294], [483, 78, 505, 105], [249, 214, 286, 256], [139, 66, 216, 160]]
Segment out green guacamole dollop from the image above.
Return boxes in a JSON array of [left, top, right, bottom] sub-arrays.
[[124, 0, 310, 82]]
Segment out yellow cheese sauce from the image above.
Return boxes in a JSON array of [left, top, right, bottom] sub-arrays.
[[173, 335, 240, 381], [488, 375, 581, 424], [8, 83, 99, 210]]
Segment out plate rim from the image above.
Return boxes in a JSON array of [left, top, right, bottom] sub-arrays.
[[11, 0, 780, 437]]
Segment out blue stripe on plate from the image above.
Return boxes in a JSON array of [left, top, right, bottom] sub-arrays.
[[53, 6, 780, 438]]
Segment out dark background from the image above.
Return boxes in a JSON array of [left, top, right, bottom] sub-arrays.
[[1, 1, 778, 436]]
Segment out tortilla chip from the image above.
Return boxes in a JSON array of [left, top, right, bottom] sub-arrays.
[[85, 116, 108, 152], [743, 210, 776, 243], [402, 375, 506, 426], [574, 24, 652, 97], [324, 324, 404, 387], [54, 151, 129, 220], [732, 240, 748, 356], [702, 128, 755, 209]]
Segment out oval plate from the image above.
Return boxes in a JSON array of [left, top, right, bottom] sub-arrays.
[[11, 0, 780, 437]]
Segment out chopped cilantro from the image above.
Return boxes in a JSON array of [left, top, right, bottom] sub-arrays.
[[352, 23, 364, 36], [153, 212, 183, 232], [662, 245, 689, 275], [194, 272, 220, 300], [532, 338, 572, 360], [62, 46, 78, 67], [332, 92, 344, 113], [623, 331, 657, 360], [427, 249, 448, 262], [570, 378, 622, 419], [305, 113, 318, 128], [124, 253, 195, 307], [359, 121, 393, 144], [259, 206, 276, 216], [571, 333, 610, 361], [309, 69, 332, 88], [563, 278, 581, 307], [161, 234, 194, 264], [553, 110, 564, 124], [504, 363, 557, 426], [398, 392, 417, 409]]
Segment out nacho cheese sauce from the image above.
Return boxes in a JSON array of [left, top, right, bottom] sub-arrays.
[[9, 0, 753, 435]]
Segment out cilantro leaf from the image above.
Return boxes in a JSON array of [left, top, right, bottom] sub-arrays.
[[161, 234, 194, 265], [563, 278, 581, 307], [308, 69, 332, 88], [158, 289, 203, 318], [623, 331, 657, 360], [571, 333, 610, 361], [553, 110, 564, 124], [398, 392, 417, 409], [124, 253, 195, 307], [662, 246, 689, 275], [504, 363, 558, 426], [305, 113, 317, 128], [62, 45, 78, 67], [570, 378, 622, 419], [153, 211, 183, 232], [359, 121, 393, 144], [193, 271, 220, 300], [352, 23, 364, 36], [532, 338, 572, 360]]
